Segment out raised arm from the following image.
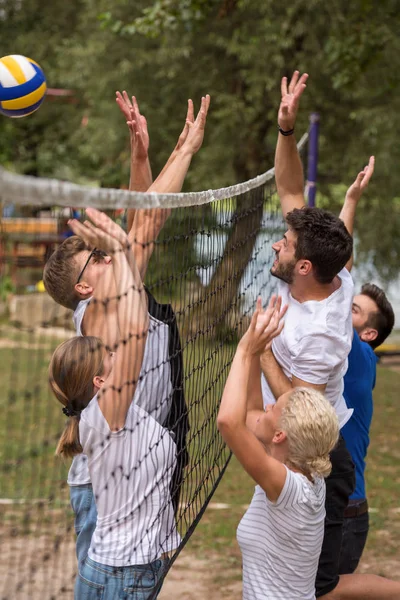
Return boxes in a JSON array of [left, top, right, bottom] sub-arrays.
[[260, 344, 328, 400], [69, 209, 149, 430], [116, 91, 152, 228], [127, 95, 210, 277], [155, 99, 195, 180], [117, 91, 170, 280], [275, 71, 308, 217], [72, 209, 146, 351], [218, 297, 287, 501], [339, 156, 375, 271]]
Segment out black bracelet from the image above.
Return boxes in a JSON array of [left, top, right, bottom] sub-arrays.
[[278, 125, 295, 136]]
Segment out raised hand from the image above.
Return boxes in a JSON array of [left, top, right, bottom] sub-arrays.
[[115, 91, 149, 161], [68, 208, 126, 255], [346, 156, 375, 203], [181, 95, 210, 155], [278, 71, 308, 132], [85, 207, 130, 249], [239, 296, 287, 356], [175, 99, 195, 151]]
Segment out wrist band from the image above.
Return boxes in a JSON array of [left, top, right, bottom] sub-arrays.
[[278, 125, 295, 136]]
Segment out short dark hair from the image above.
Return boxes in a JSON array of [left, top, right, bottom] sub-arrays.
[[286, 207, 353, 284], [360, 283, 395, 349], [43, 236, 87, 310]]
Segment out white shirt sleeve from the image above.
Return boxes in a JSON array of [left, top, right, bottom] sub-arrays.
[[290, 332, 343, 385], [266, 466, 303, 509]]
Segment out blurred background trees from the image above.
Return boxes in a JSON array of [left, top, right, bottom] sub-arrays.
[[1, 0, 400, 280]]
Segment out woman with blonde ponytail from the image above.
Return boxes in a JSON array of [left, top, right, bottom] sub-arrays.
[[49, 211, 181, 600], [218, 297, 339, 600]]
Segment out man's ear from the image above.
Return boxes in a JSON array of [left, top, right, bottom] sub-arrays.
[[297, 259, 312, 277], [360, 327, 378, 344], [75, 281, 93, 298], [272, 430, 287, 445]]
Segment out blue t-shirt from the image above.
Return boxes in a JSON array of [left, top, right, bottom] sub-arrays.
[[341, 329, 378, 500]]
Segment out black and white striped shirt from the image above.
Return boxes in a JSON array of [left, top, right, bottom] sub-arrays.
[[237, 466, 325, 600]]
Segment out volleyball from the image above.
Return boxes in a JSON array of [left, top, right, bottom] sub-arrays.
[[0, 55, 47, 118]]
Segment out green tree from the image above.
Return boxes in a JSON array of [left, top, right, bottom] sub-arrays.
[[1, 0, 400, 281]]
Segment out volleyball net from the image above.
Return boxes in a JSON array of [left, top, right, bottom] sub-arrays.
[[0, 134, 306, 599]]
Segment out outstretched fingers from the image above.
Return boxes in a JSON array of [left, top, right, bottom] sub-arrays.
[[193, 95, 210, 128], [122, 90, 132, 109], [249, 307, 259, 333], [361, 155, 375, 189], [281, 76, 288, 98], [256, 295, 281, 331], [86, 207, 110, 225], [116, 90, 133, 121], [281, 71, 308, 106], [292, 78, 308, 110], [131, 95, 140, 116], [85, 208, 123, 240], [288, 71, 300, 94], [68, 218, 98, 248], [351, 156, 375, 194], [187, 98, 194, 123], [181, 95, 210, 154]]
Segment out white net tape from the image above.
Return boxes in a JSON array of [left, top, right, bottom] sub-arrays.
[[0, 133, 307, 209]]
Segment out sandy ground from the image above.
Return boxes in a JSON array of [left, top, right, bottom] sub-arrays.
[[1, 530, 399, 600], [0, 531, 242, 600]]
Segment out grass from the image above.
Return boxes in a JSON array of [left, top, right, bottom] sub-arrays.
[[0, 334, 69, 500]]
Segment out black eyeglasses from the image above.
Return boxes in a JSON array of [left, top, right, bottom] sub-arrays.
[[76, 248, 108, 285]]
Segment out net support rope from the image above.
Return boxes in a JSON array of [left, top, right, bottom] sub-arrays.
[[0, 133, 307, 209]]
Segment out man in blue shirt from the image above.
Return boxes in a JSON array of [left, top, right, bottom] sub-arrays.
[[339, 284, 394, 574], [337, 155, 396, 574]]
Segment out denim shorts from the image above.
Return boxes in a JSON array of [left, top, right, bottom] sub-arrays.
[[75, 555, 167, 600], [70, 484, 98, 566]]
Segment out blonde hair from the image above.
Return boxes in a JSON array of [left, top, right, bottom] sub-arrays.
[[280, 387, 339, 478], [43, 236, 87, 310], [49, 336, 105, 458]]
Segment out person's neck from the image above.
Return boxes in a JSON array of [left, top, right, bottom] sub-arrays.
[[270, 442, 314, 483], [289, 275, 340, 303], [285, 460, 314, 482]]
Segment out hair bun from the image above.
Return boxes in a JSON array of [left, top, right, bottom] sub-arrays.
[[307, 455, 332, 478]]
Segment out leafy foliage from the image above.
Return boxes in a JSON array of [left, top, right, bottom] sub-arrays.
[[1, 0, 400, 279]]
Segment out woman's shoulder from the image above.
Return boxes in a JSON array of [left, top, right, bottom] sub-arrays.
[[266, 468, 325, 511]]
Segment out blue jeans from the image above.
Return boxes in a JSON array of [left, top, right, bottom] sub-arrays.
[[75, 555, 167, 600], [70, 484, 98, 566]]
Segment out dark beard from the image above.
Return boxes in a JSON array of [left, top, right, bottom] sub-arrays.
[[270, 260, 296, 284]]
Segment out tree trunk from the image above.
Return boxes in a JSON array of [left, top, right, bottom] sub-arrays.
[[184, 182, 268, 341]]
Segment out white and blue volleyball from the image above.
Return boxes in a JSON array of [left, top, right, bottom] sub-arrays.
[[0, 55, 47, 118]]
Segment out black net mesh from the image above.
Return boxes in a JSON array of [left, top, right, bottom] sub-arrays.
[[0, 160, 301, 598]]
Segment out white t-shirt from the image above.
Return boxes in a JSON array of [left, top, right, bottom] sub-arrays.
[[80, 397, 180, 566], [68, 299, 172, 486], [237, 467, 325, 600], [262, 268, 354, 428]]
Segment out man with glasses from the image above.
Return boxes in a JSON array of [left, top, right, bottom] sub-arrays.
[[75, 248, 109, 285], [43, 93, 210, 566]]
